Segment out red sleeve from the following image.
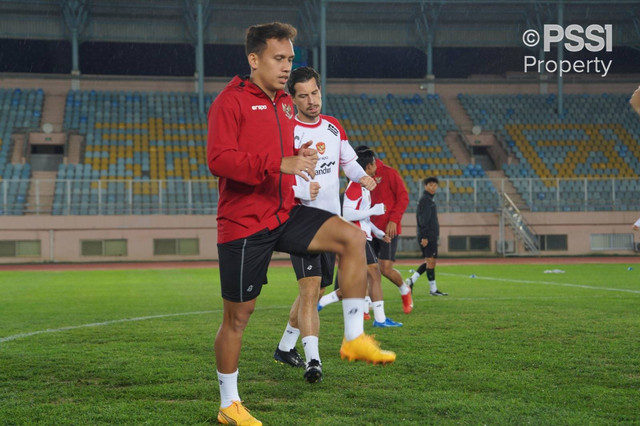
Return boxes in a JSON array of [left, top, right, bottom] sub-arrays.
[[387, 168, 409, 224], [345, 181, 363, 201], [206, 93, 280, 185]]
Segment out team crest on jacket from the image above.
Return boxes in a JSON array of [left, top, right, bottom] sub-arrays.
[[316, 142, 326, 155], [282, 103, 293, 119]]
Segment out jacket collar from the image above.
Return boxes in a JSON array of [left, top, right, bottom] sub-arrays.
[[231, 75, 288, 103]]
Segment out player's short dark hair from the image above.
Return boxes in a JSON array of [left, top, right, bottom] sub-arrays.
[[355, 145, 370, 154], [245, 22, 297, 57], [286, 66, 320, 96], [423, 176, 439, 185], [356, 149, 376, 170]]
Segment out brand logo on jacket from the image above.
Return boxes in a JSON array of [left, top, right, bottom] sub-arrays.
[[251, 105, 267, 111], [282, 103, 293, 119]]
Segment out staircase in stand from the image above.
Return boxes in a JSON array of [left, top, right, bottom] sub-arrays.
[[499, 192, 540, 256], [26, 171, 57, 214], [486, 170, 526, 208]]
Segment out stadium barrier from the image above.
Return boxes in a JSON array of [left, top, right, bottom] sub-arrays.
[[2, 177, 639, 216]]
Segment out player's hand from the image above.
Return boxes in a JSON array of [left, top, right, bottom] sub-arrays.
[[382, 234, 392, 243], [386, 221, 398, 239], [631, 85, 640, 116], [281, 141, 317, 181], [633, 225, 639, 231], [299, 141, 318, 163], [420, 238, 428, 247], [310, 182, 321, 200], [359, 175, 376, 191], [280, 156, 316, 181]]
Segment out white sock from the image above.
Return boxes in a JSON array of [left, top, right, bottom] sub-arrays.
[[342, 298, 365, 341], [429, 280, 437, 293], [217, 370, 240, 409], [318, 290, 340, 308], [411, 271, 420, 284], [399, 283, 411, 295], [302, 335, 320, 364], [372, 300, 386, 323], [277, 322, 300, 352], [363, 296, 372, 313]]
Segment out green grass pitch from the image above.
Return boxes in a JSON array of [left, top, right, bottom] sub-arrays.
[[1, 263, 639, 424]]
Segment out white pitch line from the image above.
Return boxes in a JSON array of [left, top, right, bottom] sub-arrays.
[[0, 310, 220, 344], [0, 305, 293, 344], [439, 272, 640, 294]]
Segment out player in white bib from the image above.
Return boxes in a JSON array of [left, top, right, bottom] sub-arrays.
[[319, 148, 403, 328], [274, 67, 394, 383]]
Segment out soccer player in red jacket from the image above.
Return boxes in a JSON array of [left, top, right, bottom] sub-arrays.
[[207, 23, 395, 425], [356, 146, 413, 313]]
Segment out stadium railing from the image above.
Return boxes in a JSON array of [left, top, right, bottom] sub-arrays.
[[3, 176, 638, 216]]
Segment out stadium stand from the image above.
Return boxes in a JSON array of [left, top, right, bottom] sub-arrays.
[[0, 88, 43, 215], [328, 92, 498, 212], [54, 90, 218, 215], [7, 88, 637, 217], [459, 93, 640, 212]]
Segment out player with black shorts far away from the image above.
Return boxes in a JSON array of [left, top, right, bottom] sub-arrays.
[[319, 150, 404, 327], [273, 66, 378, 383], [404, 177, 448, 297], [208, 23, 395, 425], [354, 145, 413, 314], [341, 149, 403, 327]]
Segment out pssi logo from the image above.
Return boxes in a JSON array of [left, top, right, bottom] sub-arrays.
[[316, 142, 326, 155]]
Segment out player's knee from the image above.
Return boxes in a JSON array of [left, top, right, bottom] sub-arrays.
[[344, 226, 366, 252], [224, 305, 254, 331], [379, 262, 392, 275]]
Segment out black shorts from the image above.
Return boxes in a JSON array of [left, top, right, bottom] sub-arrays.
[[421, 237, 438, 259], [334, 240, 377, 290], [370, 236, 398, 261], [217, 205, 335, 302], [290, 252, 336, 288], [365, 240, 378, 265]]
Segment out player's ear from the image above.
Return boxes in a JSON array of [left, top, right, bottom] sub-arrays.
[[248, 52, 259, 71]]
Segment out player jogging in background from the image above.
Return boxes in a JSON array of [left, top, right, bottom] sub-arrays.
[[355, 145, 413, 314], [273, 66, 378, 383], [340, 148, 403, 328], [630, 86, 640, 230], [208, 23, 395, 425], [404, 177, 448, 296]]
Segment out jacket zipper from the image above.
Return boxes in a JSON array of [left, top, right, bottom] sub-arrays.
[[272, 97, 284, 226], [251, 80, 286, 226]]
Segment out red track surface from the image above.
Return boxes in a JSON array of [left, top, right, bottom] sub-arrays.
[[0, 256, 637, 271]]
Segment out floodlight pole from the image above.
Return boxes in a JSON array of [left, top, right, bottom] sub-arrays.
[[415, 2, 440, 94], [61, 0, 89, 90], [71, 28, 80, 74], [320, 0, 327, 100], [196, 0, 205, 115], [557, 0, 564, 118]]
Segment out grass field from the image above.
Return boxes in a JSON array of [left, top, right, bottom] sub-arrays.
[[1, 262, 639, 425]]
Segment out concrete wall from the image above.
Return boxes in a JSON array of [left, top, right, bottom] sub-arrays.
[[1, 211, 638, 264]]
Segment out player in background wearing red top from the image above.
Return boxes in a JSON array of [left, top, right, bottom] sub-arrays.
[[341, 148, 404, 328], [208, 23, 395, 425], [631, 86, 640, 231], [354, 145, 413, 314], [273, 67, 377, 383]]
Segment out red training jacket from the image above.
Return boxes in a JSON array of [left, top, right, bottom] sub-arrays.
[[370, 158, 410, 235], [207, 76, 297, 244]]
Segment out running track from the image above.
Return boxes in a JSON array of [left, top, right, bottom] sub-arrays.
[[0, 256, 638, 272]]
